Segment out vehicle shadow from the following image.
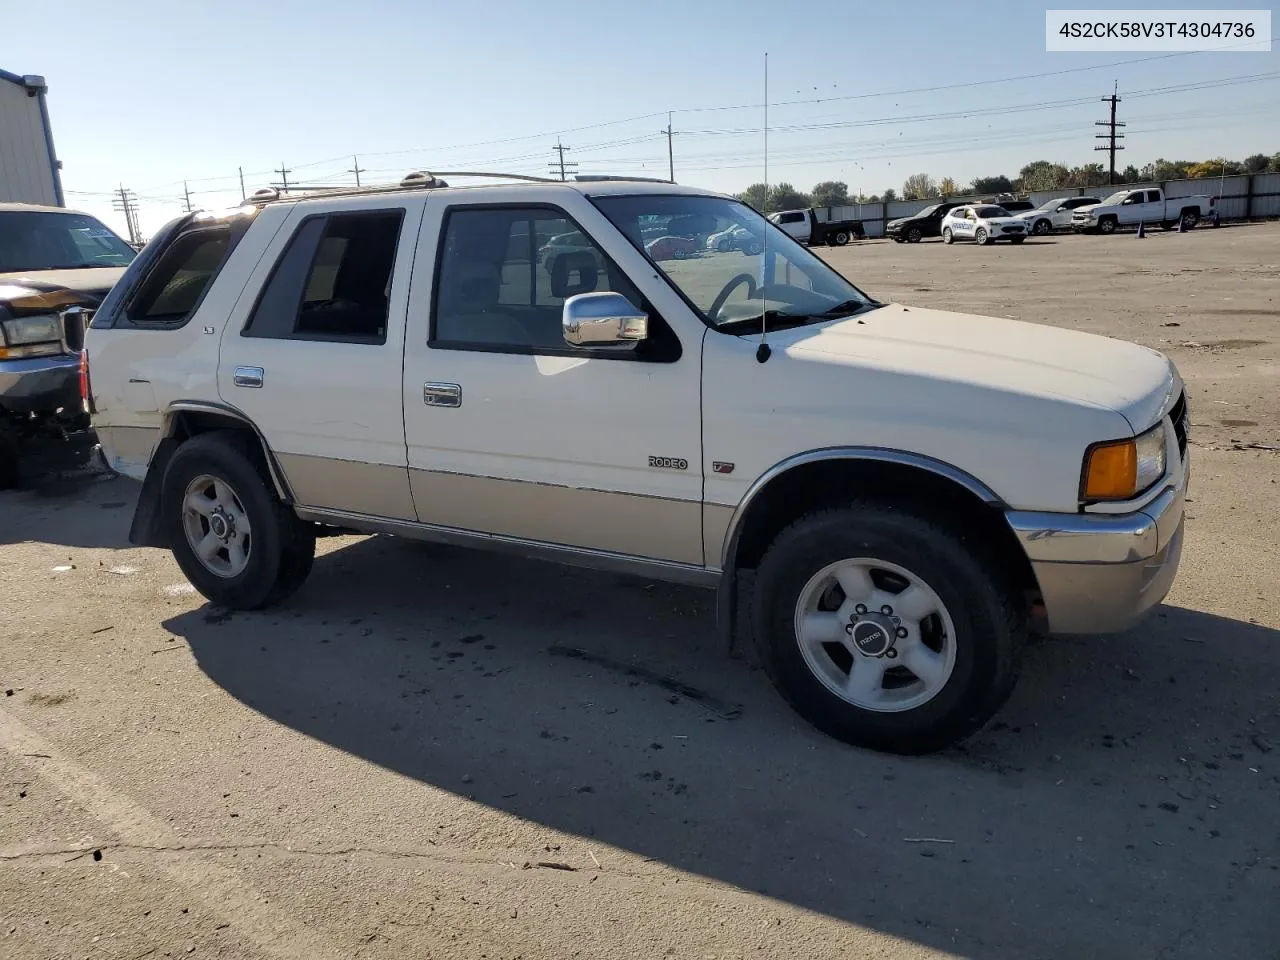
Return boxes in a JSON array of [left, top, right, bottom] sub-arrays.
[[166, 535, 1280, 960], [0, 445, 137, 548]]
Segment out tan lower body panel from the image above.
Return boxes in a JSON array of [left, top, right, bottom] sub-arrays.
[[96, 424, 160, 465], [410, 469, 703, 565], [702, 503, 734, 572], [277, 453, 416, 521]]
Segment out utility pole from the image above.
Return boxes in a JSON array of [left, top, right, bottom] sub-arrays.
[[112, 184, 140, 245], [274, 162, 292, 190], [549, 139, 576, 181], [348, 155, 367, 187], [1094, 83, 1125, 185], [238, 166, 246, 201], [661, 112, 674, 182], [181, 181, 193, 213]]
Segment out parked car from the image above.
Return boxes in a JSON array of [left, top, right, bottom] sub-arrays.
[[85, 177, 1188, 756], [768, 208, 865, 246], [1014, 196, 1102, 235], [645, 235, 698, 260], [0, 202, 136, 486], [940, 205, 1029, 245], [1071, 188, 1216, 234], [706, 224, 763, 255], [538, 230, 592, 271], [885, 201, 967, 243]]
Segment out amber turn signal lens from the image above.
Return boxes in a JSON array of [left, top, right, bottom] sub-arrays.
[[1082, 439, 1137, 500]]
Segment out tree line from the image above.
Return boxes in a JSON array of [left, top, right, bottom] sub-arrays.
[[736, 151, 1280, 210]]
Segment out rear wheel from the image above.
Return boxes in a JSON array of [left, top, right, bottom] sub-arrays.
[[942, 227, 954, 244], [162, 431, 315, 610], [753, 504, 1025, 755], [832, 231, 850, 246], [1180, 210, 1200, 230]]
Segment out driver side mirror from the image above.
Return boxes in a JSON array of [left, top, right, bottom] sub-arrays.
[[563, 292, 648, 348]]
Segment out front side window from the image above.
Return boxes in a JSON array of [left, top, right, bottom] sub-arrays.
[[779, 212, 804, 224], [243, 210, 403, 343], [594, 194, 877, 334], [0, 211, 136, 273], [431, 205, 677, 360]]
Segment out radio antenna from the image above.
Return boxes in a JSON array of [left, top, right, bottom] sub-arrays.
[[757, 51, 772, 364]]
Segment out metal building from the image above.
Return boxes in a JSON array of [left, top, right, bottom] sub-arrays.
[[0, 69, 64, 206]]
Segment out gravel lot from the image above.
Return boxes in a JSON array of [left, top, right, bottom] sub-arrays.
[[2, 223, 1278, 960]]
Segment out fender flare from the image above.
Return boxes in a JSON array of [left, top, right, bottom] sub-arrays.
[[127, 401, 293, 548], [714, 447, 1005, 655]]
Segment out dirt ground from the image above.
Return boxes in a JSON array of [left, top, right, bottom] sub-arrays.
[[2, 224, 1278, 960]]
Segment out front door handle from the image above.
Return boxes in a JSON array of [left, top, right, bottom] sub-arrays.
[[424, 382, 461, 407], [233, 366, 264, 388]]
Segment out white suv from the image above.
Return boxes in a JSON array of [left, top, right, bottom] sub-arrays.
[[84, 173, 1189, 755]]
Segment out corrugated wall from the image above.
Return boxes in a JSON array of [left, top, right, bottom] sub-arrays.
[[0, 78, 58, 205]]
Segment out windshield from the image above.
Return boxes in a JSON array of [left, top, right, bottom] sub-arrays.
[[1034, 197, 1063, 211], [975, 206, 1008, 218], [914, 204, 942, 218], [1100, 191, 1128, 205], [0, 211, 136, 273], [593, 194, 876, 331]]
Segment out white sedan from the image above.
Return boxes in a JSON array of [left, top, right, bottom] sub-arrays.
[[940, 205, 1028, 245]]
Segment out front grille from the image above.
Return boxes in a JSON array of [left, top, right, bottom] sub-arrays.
[[1000, 226, 1023, 233], [1169, 389, 1189, 459]]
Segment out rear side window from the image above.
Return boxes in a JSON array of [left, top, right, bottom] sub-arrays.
[[1146, 190, 1162, 203], [127, 228, 229, 325], [778, 212, 804, 224], [243, 210, 404, 344]]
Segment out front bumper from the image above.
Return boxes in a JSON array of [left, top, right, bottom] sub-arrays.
[[0, 353, 81, 415], [1005, 465, 1187, 635]]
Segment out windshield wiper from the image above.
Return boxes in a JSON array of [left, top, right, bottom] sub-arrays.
[[813, 299, 882, 319], [717, 310, 821, 335]]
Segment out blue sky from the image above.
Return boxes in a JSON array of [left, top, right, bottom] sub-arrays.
[[2, 0, 1276, 238]]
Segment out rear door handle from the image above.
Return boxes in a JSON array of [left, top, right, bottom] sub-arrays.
[[234, 366, 264, 388], [423, 382, 461, 407]]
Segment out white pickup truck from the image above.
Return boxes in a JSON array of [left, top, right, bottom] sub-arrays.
[[84, 173, 1189, 755], [1071, 187, 1216, 234]]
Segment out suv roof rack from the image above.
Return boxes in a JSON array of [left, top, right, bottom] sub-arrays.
[[574, 174, 673, 183]]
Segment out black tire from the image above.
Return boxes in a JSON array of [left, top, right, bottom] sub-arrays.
[[161, 430, 315, 610], [1033, 219, 1052, 235], [906, 227, 923, 243], [752, 503, 1025, 755], [832, 231, 850, 246], [1009, 236, 1026, 244], [1180, 210, 1200, 229], [1098, 216, 1117, 235]]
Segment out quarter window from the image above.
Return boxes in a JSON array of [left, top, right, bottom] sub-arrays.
[[243, 210, 404, 344], [128, 228, 230, 325]]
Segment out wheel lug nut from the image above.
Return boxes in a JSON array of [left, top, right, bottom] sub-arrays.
[[880, 605, 893, 616], [854, 603, 867, 615], [896, 627, 908, 639]]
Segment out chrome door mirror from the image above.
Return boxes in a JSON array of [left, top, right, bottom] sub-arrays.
[[562, 292, 648, 348]]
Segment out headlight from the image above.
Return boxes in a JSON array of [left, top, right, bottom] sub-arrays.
[[0, 313, 62, 359], [1081, 423, 1167, 501]]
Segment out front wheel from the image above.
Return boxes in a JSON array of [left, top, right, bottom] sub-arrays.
[[906, 227, 923, 243], [1033, 219, 1052, 235], [162, 431, 316, 610], [941, 228, 954, 244], [753, 504, 1025, 754], [1098, 217, 1117, 235], [975, 227, 990, 245]]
